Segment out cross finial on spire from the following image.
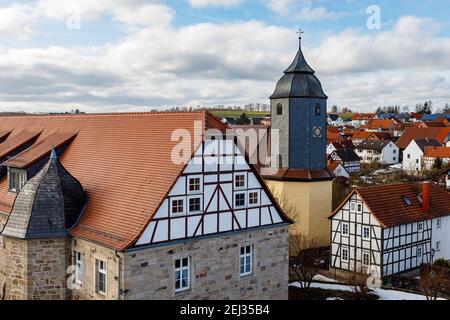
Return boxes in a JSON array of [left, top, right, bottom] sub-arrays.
[[50, 145, 57, 160], [297, 28, 304, 48]]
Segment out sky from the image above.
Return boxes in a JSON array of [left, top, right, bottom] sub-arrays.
[[0, 0, 449, 113]]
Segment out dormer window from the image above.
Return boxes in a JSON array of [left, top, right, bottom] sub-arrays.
[[8, 168, 27, 193]]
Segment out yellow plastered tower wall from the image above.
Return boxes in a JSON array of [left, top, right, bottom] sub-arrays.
[[265, 179, 332, 243]]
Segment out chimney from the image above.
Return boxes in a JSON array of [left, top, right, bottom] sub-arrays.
[[422, 181, 430, 213]]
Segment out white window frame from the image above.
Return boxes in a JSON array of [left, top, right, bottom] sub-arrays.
[[417, 246, 422, 258], [357, 203, 363, 213], [436, 218, 441, 228], [234, 173, 246, 189], [174, 257, 190, 293], [187, 195, 202, 214], [362, 252, 370, 267], [170, 197, 185, 216], [234, 192, 246, 208], [342, 222, 349, 236], [248, 191, 259, 206], [240, 245, 253, 277], [8, 168, 27, 193], [187, 175, 202, 194], [436, 241, 441, 252], [342, 247, 349, 262], [418, 222, 423, 232], [75, 251, 83, 284], [363, 226, 370, 240], [95, 259, 107, 295]]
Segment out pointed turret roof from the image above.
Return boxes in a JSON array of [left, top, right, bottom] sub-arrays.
[[270, 33, 327, 100], [1, 151, 87, 239]]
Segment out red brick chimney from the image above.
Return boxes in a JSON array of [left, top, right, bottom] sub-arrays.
[[422, 181, 430, 213]]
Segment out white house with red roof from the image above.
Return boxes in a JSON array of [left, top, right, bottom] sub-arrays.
[[329, 182, 450, 279]]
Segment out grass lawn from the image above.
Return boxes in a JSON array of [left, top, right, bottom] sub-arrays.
[[211, 110, 269, 118]]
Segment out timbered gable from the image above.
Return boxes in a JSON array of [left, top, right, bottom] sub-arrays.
[[135, 137, 286, 247], [330, 192, 382, 278]]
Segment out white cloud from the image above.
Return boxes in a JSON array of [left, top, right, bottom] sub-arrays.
[[0, 11, 449, 113], [0, 5, 36, 40], [295, 5, 348, 22], [264, 0, 294, 16], [188, 0, 244, 9], [264, 0, 348, 22]]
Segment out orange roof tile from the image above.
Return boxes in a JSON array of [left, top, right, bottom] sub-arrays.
[[331, 182, 450, 227], [3, 131, 78, 168], [0, 111, 230, 250], [352, 131, 372, 140], [424, 146, 450, 158], [0, 130, 41, 159], [396, 127, 450, 149]]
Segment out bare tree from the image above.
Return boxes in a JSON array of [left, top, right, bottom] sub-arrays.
[[420, 264, 448, 301], [289, 235, 328, 291], [347, 270, 372, 300]]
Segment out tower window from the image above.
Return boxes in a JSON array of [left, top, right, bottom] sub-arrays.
[[276, 103, 283, 115], [278, 155, 283, 169], [315, 103, 321, 116]]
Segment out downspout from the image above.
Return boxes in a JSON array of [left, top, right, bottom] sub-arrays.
[[115, 250, 121, 301]]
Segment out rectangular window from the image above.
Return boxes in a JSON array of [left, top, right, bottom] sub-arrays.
[[188, 177, 201, 193], [342, 223, 349, 235], [171, 198, 185, 215], [417, 246, 422, 258], [350, 202, 356, 212], [342, 248, 349, 262], [188, 197, 201, 213], [407, 154, 411, 159], [240, 245, 252, 276], [248, 192, 259, 205], [363, 226, 370, 240], [357, 203, 363, 213], [175, 258, 190, 292], [235, 174, 246, 188], [95, 259, 107, 295], [436, 241, 441, 252], [362, 252, 370, 266], [75, 251, 83, 284], [418, 222, 423, 231], [8, 169, 27, 193], [436, 218, 441, 228], [235, 193, 246, 207]]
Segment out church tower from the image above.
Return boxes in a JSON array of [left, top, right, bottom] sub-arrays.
[[264, 31, 333, 243]]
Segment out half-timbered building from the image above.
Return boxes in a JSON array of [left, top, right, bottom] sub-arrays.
[[330, 181, 450, 279], [0, 111, 290, 300]]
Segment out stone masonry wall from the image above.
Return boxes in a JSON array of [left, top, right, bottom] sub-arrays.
[[27, 238, 71, 300], [123, 226, 289, 300], [71, 238, 121, 300], [0, 237, 28, 300]]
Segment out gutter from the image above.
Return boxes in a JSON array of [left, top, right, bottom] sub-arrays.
[[115, 250, 121, 301]]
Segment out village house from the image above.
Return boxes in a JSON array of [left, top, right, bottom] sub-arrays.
[[327, 161, 350, 180], [402, 139, 442, 173], [326, 141, 355, 156], [329, 181, 450, 279], [423, 146, 450, 170], [351, 113, 377, 128], [0, 111, 290, 300], [327, 114, 343, 127], [355, 140, 399, 165], [365, 119, 398, 135], [396, 127, 450, 152], [329, 149, 361, 174]]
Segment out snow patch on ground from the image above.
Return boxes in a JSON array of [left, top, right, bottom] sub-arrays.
[[290, 281, 446, 300]]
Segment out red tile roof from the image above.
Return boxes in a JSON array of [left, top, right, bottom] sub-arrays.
[[0, 130, 41, 159], [367, 119, 397, 130], [3, 131, 78, 168], [424, 146, 450, 158], [330, 182, 450, 227], [352, 131, 372, 140], [0, 111, 235, 250], [396, 127, 450, 149]]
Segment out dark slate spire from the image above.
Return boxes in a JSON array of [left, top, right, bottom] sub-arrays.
[[270, 31, 327, 99], [2, 152, 87, 239]]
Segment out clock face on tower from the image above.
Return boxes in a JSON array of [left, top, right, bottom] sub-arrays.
[[313, 126, 322, 138]]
